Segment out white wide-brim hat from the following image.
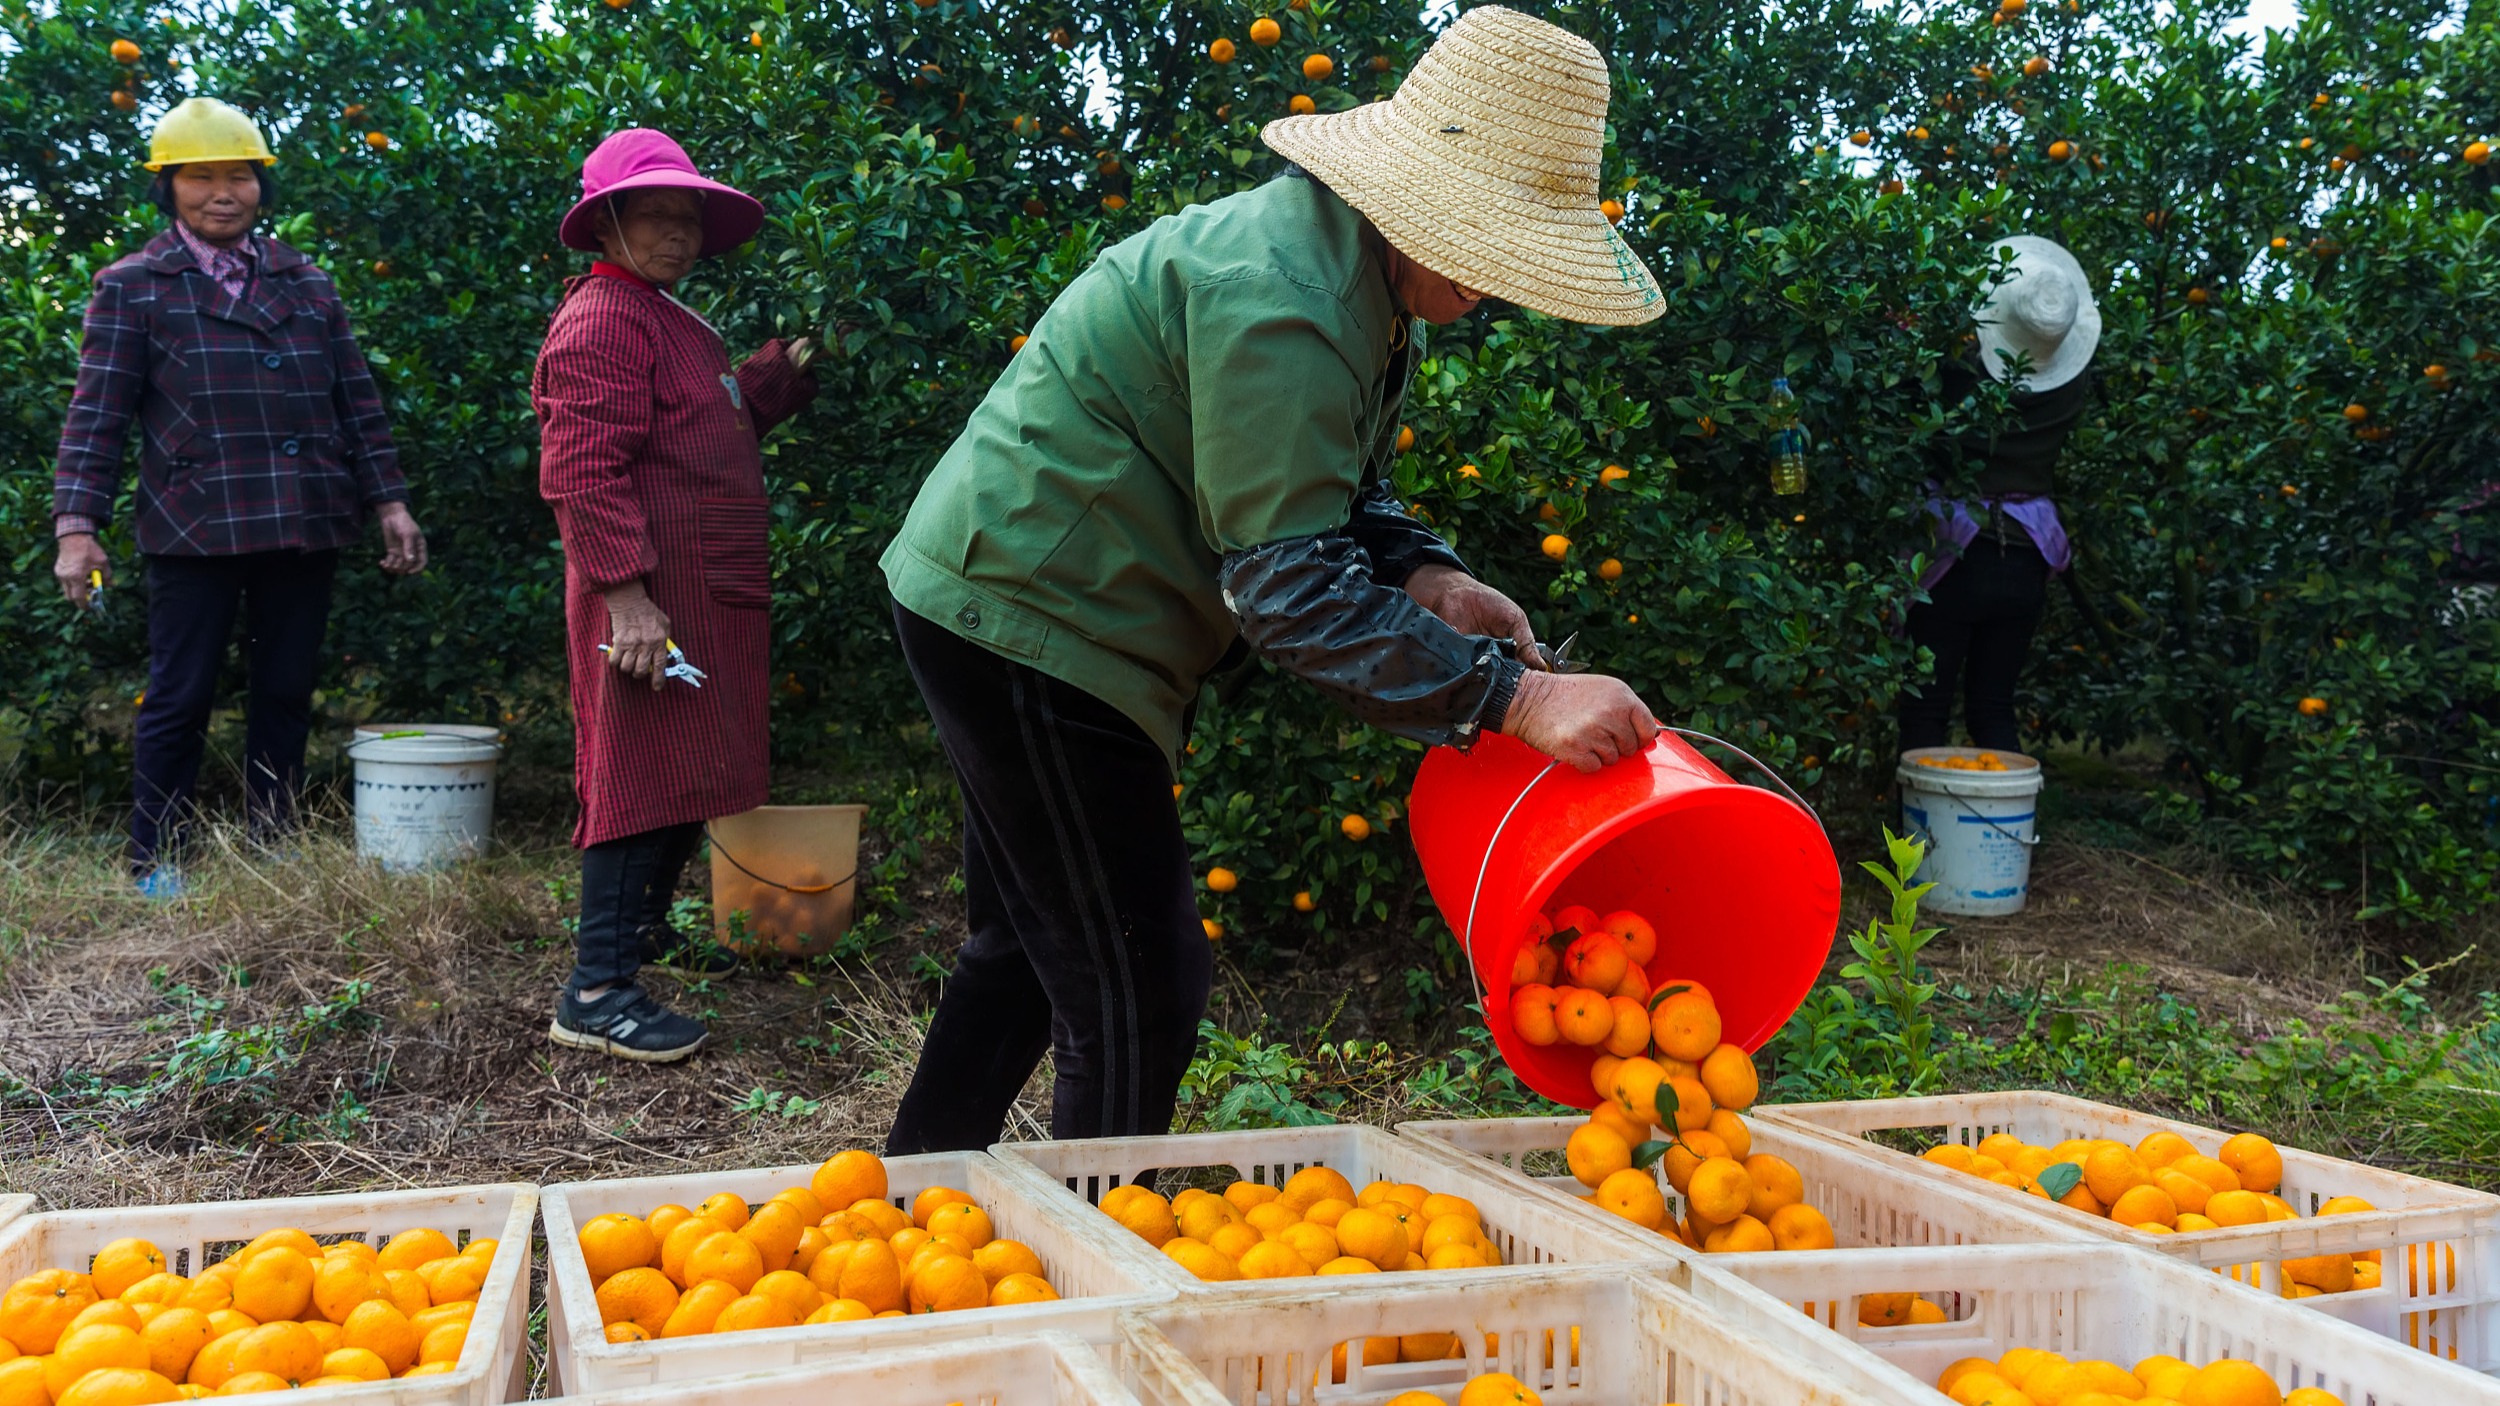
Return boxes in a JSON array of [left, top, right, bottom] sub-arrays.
[[1260, 6, 1664, 326], [1974, 236, 2101, 390]]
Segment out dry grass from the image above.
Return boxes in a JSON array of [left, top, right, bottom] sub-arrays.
[[7, 785, 2491, 1398], [2, 795, 2482, 1208], [1929, 841, 2368, 1019], [0, 804, 1049, 1211]]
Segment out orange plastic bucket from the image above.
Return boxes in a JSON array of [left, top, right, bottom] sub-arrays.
[[1408, 730, 1840, 1109]]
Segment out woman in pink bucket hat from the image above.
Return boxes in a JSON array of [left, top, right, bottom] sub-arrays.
[[533, 128, 822, 1062]]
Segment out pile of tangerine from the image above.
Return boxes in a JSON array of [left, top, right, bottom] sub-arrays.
[[1504, 906, 1675, 1056], [1914, 752, 2016, 771], [0, 1225, 487, 1403], [1552, 981, 1838, 1256], [1920, 1129, 2383, 1297], [1941, 1346, 2344, 1406], [584, 1150, 1058, 1344], [1099, 1168, 1502, 1292]]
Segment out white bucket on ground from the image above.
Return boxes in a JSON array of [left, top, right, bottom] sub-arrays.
[[1896, 746, 2042, 916], [347, 724, 503, 871]]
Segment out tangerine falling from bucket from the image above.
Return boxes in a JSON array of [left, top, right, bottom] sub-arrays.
[[1409, 731, 1841, 1108]]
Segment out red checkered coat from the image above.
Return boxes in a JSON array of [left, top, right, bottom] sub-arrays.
[[53, 228, 407, 554], [534, 268, 817, 848]]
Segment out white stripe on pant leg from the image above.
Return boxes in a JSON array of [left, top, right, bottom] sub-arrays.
[[1036, 688, 1152, 1134], [1008, 671, 1139, 1135]]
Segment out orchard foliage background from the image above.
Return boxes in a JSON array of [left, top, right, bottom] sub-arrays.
[[1, 0, 2496, 928]]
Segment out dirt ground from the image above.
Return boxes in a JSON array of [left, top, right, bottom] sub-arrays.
[[4, 780, 2492, 1396], [0, 792, 2452, 1212]]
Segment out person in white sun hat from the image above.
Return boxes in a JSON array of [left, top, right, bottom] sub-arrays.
[[1898, 235, 2101, 755], [878, 6, 1664, 1153]]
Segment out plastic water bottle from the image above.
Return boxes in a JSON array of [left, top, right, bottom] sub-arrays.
[[1768, 376, 1806, 496]]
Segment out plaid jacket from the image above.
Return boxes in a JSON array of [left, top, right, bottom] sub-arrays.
[[53, 228, 407, 556]]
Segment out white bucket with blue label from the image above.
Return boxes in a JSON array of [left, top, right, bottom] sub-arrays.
[[346, 725, 503, 871], [1896, 746, 2043, 915]]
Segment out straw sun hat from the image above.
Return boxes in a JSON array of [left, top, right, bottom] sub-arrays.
[[1973, 236, 2101, 391], [1261, 6, 1662, 326]]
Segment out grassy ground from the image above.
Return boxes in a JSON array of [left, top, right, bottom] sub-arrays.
[[4, 757, 2495, 1395], [3, 765, 2491, 1205]]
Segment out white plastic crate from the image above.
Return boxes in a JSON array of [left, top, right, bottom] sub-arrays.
[[0, 1194, 30, 1234], [992, 1123, 1660, 1296], [1760, 1091, 2500, 1369], [1668, 1242, 2500, 1405], [0, 1183, 534, 1405], [554, 1329, 1140, 1406], [1398, 1113, 2103, 1259], [541, 1149, 1173, 1395], [1119, 1264, 1887, 1406]]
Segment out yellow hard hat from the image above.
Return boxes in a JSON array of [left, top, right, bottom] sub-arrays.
[[145, 97, 274, 171]]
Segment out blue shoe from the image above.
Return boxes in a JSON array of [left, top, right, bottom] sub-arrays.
[[549, 984, 708, 1063], [134, 867, 188, 901]]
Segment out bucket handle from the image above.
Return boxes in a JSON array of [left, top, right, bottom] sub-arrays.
[[1453, 728, 1822, 1016], [1665, 727, 1826, 836], [705, 824, 856, 896], [1457, 758, 1567, 1016]]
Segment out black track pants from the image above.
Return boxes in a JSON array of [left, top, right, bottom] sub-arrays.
[[1899, 536, 2049, 753], [885, 600, 1210, 1152]]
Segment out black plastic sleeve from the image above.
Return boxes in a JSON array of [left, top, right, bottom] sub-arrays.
[[1337, 482, 1468, 589], [1219, 532, 1517, 750]]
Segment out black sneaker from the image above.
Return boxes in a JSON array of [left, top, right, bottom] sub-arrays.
[[640, 934, 741, 978], [549, 984, 708, 1063]]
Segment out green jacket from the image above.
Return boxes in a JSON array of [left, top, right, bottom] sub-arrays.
[[882, 175, 1415, 761]]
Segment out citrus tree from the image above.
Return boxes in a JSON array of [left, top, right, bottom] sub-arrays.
[[0, 0, 2493, 928]]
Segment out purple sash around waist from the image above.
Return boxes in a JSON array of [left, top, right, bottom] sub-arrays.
[[1920, 495, 2070, 591]]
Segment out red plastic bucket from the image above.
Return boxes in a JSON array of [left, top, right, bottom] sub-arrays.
[[1408, 730, 1841, 1109]]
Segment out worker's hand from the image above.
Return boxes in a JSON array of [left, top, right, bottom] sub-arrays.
[[376, 502, 429, 576], [54, 533, 108, 609], [786, 336, 816, 375], [1502, 670, 1659, 774], [1406, 564, 1536, 654], [604, 581, 672, 692]]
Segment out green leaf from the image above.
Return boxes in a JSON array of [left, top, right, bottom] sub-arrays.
[[1648, 982, 1695, 1011], [2035, 1162, 2083, 1200], [1631, 1138, 1675, 1170], [1653, 1080, 1681, 1125]]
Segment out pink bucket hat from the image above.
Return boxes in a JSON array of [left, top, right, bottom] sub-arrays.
[[558, 128, 764, 257]]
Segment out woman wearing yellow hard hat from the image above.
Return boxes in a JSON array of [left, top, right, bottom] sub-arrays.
[[51, 97, 428, 897]]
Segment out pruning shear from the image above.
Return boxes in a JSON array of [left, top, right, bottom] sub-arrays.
[[1521, 631, 1589, 674], [597, 638, 708, 688], [84, 569, 107, 615]]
